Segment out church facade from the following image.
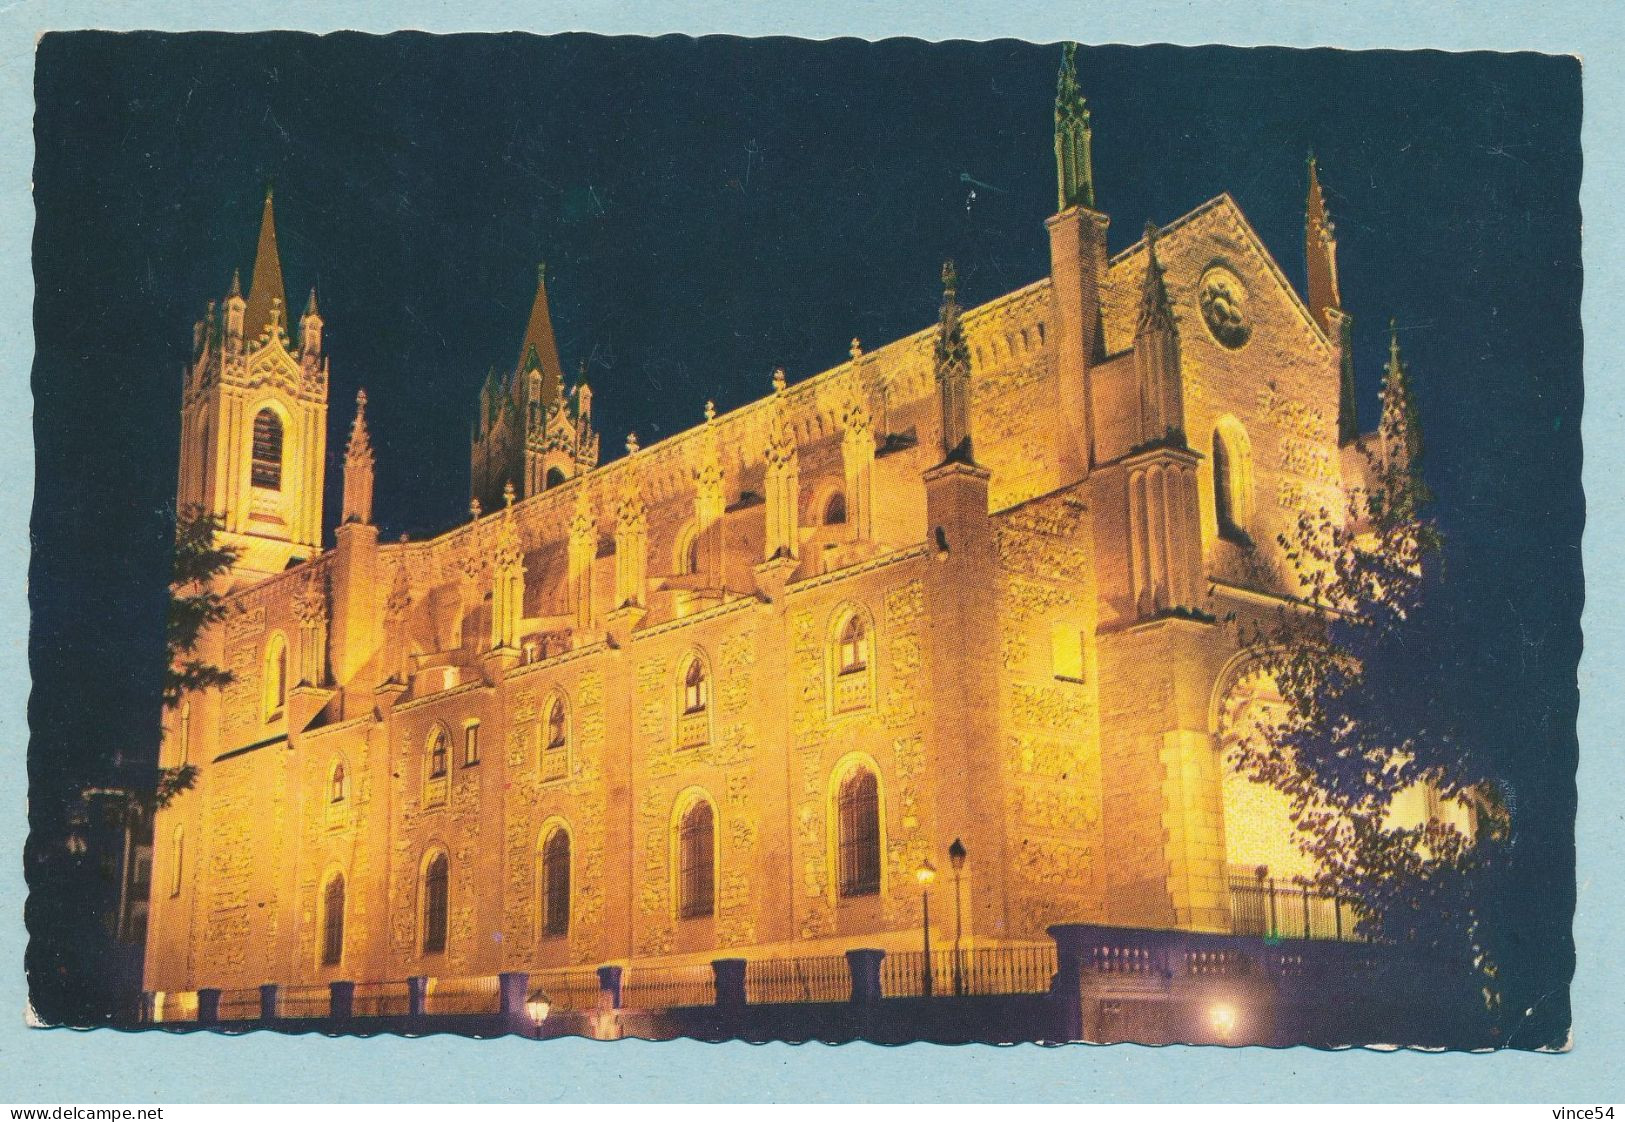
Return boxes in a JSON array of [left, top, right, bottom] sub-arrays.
[[144, 47, 1419, 1005]]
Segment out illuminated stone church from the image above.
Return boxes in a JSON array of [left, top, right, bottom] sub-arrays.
[[144, 46, 1433, 1004]]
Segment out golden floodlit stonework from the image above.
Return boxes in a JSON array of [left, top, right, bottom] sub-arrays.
[[146, 52, 1407, 998]]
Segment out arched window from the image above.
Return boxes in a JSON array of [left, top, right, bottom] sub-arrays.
[[329, 760, 347, 804], [169, 826, 184, 897], [838, 614, 868, 675], [427, 728, 448, 779], [1212, 418, 1253, 543], [683, 657, 709, 715], [545, 466, 567, 490], [540, 826, 571, 938], [421, 852, 449, 955], [836, 766, 881, 898], [824, 491, 848, 526], [263, 633, 287, 721], [830, 608, 875, 714], [321, 873, 345, 966], [542, 695, 569, 781], [251, 407, 283, 491], [674, 522, 700, 576], [677, 798, 715, 920]]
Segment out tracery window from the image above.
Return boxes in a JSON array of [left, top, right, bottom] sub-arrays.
[[427, 727, 449, 779], [251, 407, 283, 491], [542, 696, 569, 782], [838, 614, 868, 675], [683, 657, 709, 715], [330, 761, 347, 804]]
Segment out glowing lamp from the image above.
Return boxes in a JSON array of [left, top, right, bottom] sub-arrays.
[[915, 859, 937, 886], [1208, 1002, 1239, 1039], [525, 990, 552, 1029]]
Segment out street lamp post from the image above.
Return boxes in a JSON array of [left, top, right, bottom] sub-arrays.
[[915, 859, 937, 998], [948, 838, 967, 997], [525, 989, 552, 1041]]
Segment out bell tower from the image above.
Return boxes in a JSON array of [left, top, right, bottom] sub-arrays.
[[177, 188, 329, 585]]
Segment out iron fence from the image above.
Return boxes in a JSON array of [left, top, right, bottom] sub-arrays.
[[1228, 874, 1365, 942], [745, 954, 850, 1004], [881, 944, 1055, 998]]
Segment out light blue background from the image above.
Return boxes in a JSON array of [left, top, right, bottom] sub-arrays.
[[3, 0, 1616, 1103]]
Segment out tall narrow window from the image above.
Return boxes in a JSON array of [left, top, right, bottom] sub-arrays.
[[251, 407, 284, 491], [541, 827, 571, 938], [1212, 419, 1252, 543], [542, 697, 569, 782], [677, 799, 715, 920], [321, 874, 345, 966], [1213, 432, 1236, 538], [422, 853, 449, 955], [463, 722, 480, 767], [428, 728, 448, 779], [838, 614, 868, 675], [330, 761, 346, 804], [263, 634, 287, 721], [683, 658, 709, 715], [169, 827, 184, 897], [837, 767, 881, 898]]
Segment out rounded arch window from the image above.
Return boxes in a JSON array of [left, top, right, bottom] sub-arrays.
[[682, 655, 709, 715], [835, 764, 881, 898], [545, 466, 567, 490], [539, 824, 571, 938], [675, 795, 716, 920], [263, 633, 288, 721], [421, 851, 449, 955], [320, 872, 346, 967], [427, 726, 449, 779], [251, 406, 284, 491], [823, 491, 848, 526], [1212, 416, 1254, 543], [837, 613, 869, 675]]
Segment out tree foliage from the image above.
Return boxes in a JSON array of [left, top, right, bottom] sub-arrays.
[[1231, 335, 1508, 977], [84, 505, 239, 827]]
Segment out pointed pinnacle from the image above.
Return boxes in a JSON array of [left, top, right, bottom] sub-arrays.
[[304, 287, 319, 318], [941, 260, 958, 297], [229, 269, 242, 299], [772, 367, 787, 394]]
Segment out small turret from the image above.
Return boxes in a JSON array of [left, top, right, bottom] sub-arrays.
[[934, 260, 974, 464], [1134, 223, 1184, 446], [300, 287, 323, 357], [342, 388, 374, 525], [225, 269, 245, 342], [1054, 42, 1096, 212]]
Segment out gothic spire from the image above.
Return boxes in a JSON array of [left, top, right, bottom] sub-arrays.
[[1380, 321, 1422, 476], [934, 260, 974, 463], [228, 268, 242, 300], [1054, 42, 1096, 212], [303, 286, 319, 319], [243, 186, 287, 339], [342, 388, 375, 525], [1305, 153, 1342, 334], [1137, 223, 1176, 334], [516, 261, 565, 410]]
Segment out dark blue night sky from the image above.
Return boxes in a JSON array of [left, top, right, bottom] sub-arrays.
[[27, 33, 1581, 1041]]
